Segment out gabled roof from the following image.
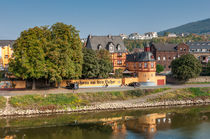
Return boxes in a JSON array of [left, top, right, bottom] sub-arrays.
[[151, 43, 177, 52], [0, 40, 15, 47], [187, 42, 210, 49], [86, 35, 126, 53]]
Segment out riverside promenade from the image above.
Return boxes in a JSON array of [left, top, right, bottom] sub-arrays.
[[1, 84, 210, 96]]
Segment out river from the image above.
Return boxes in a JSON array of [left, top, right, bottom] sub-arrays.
[[1, 105, 210, 139]]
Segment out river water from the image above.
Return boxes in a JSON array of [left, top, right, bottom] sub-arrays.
[[1, 105, 210, 139]]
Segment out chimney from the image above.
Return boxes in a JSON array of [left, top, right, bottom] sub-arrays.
[[108, 34, 111, 38], [88, 34, 92, 39], [144, 43, 150, 52]]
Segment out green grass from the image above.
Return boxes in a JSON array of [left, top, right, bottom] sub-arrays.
[[149, 87, 210, 102], [0, 96, 6, 109], [10, 88, 170, 110]]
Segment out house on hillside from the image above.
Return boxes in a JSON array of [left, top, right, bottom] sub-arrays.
[[167, 33, 177, 38], [144, 32, 158, 39], [150, 43, 189, 72], [86, 35, 127, 72]]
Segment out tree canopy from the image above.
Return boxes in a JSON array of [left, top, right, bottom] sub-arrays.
[[82, 48, 112, 79], [171, 54, 202, 81], [9, 23, 83, 89], [82, 48, 100, 79], [156, 64, 164, 73], [96, 49, 113, 78]]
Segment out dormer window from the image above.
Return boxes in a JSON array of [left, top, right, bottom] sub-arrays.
[[97, 44, 102, 50], [116, 44, 121, 51], [108, 42, 114, 53]]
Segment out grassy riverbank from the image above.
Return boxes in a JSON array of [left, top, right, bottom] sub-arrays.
[[149, 87, 210, 102], [0, 96, 6, 109], [9, 88, 169, 110]]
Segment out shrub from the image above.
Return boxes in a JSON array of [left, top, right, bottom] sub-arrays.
[[0, 96, 6, 109]]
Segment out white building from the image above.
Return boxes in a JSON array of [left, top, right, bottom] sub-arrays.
[[168, 33, 177, 38], [144, 32, 158, 39], [120, 34, 128, 39], [128, 33, 144, 40], [128, 32, 158, 40]]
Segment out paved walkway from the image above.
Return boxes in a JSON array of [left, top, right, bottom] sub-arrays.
[[0, 84, 210, 96]]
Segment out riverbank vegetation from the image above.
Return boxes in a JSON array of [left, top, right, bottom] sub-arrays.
[[149, 87, 210, 102], [9, 88, 169, 110], [0, 96, 6, 109]]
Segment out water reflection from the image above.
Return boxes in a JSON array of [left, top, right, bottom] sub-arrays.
[[1, 106, 210, 139]]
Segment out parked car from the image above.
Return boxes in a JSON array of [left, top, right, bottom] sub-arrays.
[[128, 82, 141, 88], [66, 83, 79, 90]]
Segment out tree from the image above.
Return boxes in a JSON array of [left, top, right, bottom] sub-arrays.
[[46, 23, 83, 85], [9, 26, 48, 89], [114, 69, 123, 78], [96, 49, 113, 78], [9, 23, 83, 89], [82, 48, 99, 79], [171, 54, 202, 81], [156, 64, 164, 73]]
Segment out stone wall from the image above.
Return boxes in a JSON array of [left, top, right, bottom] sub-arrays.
[[187, 76, 210, 83]]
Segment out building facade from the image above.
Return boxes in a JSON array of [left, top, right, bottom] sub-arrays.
[[86, 35, 127, 71], [126, 46, 165, 86], [0, 40, 14, 69], [150, 43, 189, 72], [187, 41, 210, 64]]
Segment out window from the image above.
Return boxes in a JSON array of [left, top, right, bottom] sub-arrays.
[[97, 44, 102, 50], [4, 55, 8, 59], [184, 48, 186, 51], [202, 49, 207, 52], [158, 56, 160, 60], [144, 74, 146, 77], [151, 62, 154, 68], [117, 60, 122, 65], [173, 57, 176, 60], [180, 48, 183, 51], [163, 56, 166, 61], [117, 53, 122, 57], [139, 63, 142, 68], [168, 57, 171, 60], [108, 43, 114, 53], [151, 74, 153, 77], [126, 63, 128, 67], [134, 63, 136, 68], [144, 63, 148, 68], [116, 44, 121, 51]]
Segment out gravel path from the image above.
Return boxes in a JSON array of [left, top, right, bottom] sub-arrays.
[[0, 84, 210, 96]]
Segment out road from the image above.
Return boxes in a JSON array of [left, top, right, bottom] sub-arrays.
[[0, 84, 210, 96]]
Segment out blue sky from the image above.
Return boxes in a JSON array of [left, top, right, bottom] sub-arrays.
[[1, 0, 210, 39]]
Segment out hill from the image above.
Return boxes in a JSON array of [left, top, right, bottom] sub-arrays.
[[159, 18, 210, 35]]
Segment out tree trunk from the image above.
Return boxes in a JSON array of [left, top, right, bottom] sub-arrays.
[[32, 79, 36, 90], [57, 82, 60, 88]]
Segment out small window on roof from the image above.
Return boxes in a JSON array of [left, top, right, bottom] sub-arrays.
[[97, 44, 102, 50], [116, 44, 121, 51]]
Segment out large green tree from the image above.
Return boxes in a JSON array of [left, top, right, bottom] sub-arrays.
[[9, 23, 83, 89], [171, 54, 202, 81], [9, 26, 48, 89], [46, 23, 83, 84], [96, 49, 113, 78], [82, 48, 100, 79]]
